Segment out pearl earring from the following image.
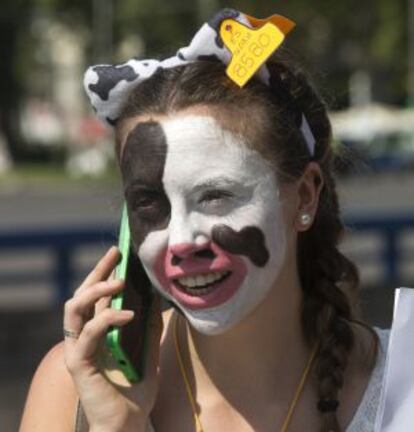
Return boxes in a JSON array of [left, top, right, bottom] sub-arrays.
[[300, 213, 311, 226]]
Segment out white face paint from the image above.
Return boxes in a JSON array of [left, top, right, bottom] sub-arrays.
[[134, 115, 287, 335]]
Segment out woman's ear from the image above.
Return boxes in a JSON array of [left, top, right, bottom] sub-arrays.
[[294, 162, 324, 232]]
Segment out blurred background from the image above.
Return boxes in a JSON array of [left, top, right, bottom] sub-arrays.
[[1, 0, 414, 429]]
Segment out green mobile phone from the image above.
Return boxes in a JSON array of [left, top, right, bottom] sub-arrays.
[[106, 204, 153, 382]]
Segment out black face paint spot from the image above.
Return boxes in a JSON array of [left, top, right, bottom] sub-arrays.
[[177, 51, 186, 60], [89, 64, 139, 101], [207, 8, 240, 49], [212, 225, 269, 267], [121, 121, 170, 249]]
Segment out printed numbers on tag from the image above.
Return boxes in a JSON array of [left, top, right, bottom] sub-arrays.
[[220, 19, 285, 87]]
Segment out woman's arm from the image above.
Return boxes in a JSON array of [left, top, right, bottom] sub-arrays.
[[19, 341, 79, 432]]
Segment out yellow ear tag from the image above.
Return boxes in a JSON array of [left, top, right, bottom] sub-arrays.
[[220, 18, 285, 87]]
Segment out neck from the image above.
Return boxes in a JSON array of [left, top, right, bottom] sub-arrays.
[[184, 267, 311, 403]]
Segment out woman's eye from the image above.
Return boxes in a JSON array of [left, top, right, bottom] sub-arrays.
[[199, 190, 233, 204], [131, 192, 159, 210]]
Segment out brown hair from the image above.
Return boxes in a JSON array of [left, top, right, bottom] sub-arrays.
[[115, 59, 378, 432]]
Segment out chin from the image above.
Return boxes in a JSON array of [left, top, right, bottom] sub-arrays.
[[150, 263, 280, 336], [177, 282, 273, 336], [183, 311, 239, 335]]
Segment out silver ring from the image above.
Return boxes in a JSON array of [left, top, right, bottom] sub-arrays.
[[64, 329, 80, 339]]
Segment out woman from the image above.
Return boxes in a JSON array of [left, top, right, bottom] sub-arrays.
[[20, 9, 388, 432]]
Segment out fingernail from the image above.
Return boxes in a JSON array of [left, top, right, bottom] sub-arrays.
[[110, 278, 124, 286], [123, 310, 135, 318], [104, 280, 122, 290], [107, 246, 117, 255]]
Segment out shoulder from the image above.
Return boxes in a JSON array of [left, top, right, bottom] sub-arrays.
[[19, 342, 79, 432]]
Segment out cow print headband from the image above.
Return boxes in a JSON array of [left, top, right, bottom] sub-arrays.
[[84, 8, 316, 156]]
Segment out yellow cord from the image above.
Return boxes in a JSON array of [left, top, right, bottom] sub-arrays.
[[279, 340, 319, 432], [173, 313, 319, 432], [173, 314, 205, 432]]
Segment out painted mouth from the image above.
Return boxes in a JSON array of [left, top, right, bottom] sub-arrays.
[[174, 270, 231, 296], [154, 241, 248, 310], [168, 267, 244, 310]]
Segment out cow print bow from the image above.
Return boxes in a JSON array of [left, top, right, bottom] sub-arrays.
[[83, 8, 315, 156]]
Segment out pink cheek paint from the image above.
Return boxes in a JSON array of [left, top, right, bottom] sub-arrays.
[[153, 241, 247, 310]]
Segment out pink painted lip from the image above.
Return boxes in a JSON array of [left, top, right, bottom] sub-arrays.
[[153, 241, 247, 310]]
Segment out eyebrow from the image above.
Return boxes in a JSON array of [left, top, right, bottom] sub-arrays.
[[191, 176, 245, 191]]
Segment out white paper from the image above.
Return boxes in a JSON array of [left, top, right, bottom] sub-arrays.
[[376, 287, 414, 431]]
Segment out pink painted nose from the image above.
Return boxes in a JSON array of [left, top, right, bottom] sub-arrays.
[[169, 242, 210, 259]]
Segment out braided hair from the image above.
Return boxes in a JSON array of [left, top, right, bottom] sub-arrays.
[[267, 61, 354, 431], [114, 59, 379, 432]]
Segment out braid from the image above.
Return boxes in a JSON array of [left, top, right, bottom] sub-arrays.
[[300, 176, 356, 432], [269, 60, 362, 431]]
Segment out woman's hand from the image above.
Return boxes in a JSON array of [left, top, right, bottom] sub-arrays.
[[63, 246, 162, 432]]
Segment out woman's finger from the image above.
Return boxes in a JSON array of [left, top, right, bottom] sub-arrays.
[[75, 246, 121, 295], [95, 295, 112, 314], [95, 269, 117, 314], [72, 279, 124, 316], [63, 279, 124, 341], [75, 308, 135, 360]]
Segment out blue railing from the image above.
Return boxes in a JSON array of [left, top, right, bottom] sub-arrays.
[[0, 214, 413, 303], [345, 214, 414, 285], [0, 226, 117, 302]]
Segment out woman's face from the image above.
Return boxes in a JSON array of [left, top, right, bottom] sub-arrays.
[[120, 113, 289, 335]]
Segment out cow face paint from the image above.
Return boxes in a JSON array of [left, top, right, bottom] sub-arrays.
[[121, 115, 287, 335], [122, 121, 171, 246]]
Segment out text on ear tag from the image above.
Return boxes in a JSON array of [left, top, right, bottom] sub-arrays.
[[220, 19, 285, 88]]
